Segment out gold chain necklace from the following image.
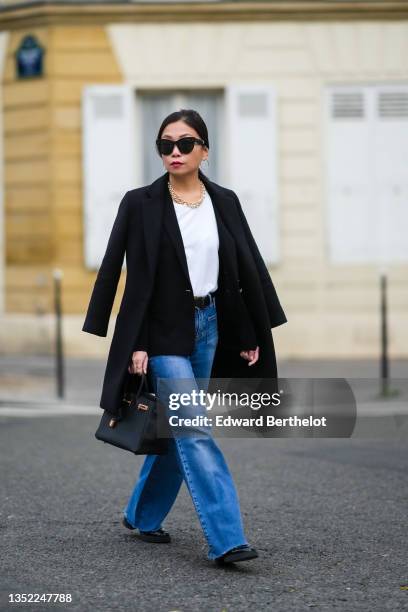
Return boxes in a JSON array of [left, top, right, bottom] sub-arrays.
[[168, 179, 206, 209]]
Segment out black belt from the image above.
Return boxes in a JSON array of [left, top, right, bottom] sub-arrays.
[[194, 291, 217, 309]]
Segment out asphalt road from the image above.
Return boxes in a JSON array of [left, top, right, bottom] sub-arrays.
[[1, 412, 407, 612]]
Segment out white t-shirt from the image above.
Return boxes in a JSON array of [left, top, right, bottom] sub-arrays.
[[172, 189, 219, 297]]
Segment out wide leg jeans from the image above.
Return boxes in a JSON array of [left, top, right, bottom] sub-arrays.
[[123, 296, 249, 560]]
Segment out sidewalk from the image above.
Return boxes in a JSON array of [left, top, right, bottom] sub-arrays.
[[0, 355, 406, 417]]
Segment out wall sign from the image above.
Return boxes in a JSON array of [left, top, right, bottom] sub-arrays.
[[15, 35, 45, 79]]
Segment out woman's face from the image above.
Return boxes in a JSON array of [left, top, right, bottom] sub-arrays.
[[159, 120, 208, 178]]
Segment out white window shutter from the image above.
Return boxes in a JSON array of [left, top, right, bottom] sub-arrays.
[[82, 85, 136, 269], [225, 83, 279, 265], [326, 83, 408, 265], [325, 86, 378, 263], [374, 84, 408, 263]]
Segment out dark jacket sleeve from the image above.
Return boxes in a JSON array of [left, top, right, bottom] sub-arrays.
[[82, 191, 129, 337], [132, 311, 149, 352], [232, 191, 288, 329]]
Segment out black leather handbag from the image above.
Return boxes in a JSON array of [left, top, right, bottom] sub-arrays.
[[95, 372, 169, 455]]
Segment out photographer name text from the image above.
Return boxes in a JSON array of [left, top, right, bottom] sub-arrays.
[[167, 415, 327, 428]]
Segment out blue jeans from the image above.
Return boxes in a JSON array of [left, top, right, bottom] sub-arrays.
[[123, 295, 249, 560]]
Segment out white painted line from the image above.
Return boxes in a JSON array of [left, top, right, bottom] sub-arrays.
[[0, 405, 101, 417], [356, 402, 408, 415]]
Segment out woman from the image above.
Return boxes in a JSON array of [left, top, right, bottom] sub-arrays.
[[82, 109, 287, 565]]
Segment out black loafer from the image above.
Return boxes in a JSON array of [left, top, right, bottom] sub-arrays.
[[215, 544, 258, 565], [122, 516, 136, 531], [137, 528, 171, 543], [122, 516, 171, 543]]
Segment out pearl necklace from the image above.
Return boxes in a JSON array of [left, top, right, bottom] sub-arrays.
[[168, 179, 206, 209]]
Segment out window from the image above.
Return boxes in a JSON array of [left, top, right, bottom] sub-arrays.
[[82, 84, 280, 268], [226, 83, 279, 265], [139, 90, 223, 185], [325, 83, 408, 264], [82, 85, 137, 269]]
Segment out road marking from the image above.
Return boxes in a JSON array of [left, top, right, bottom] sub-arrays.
[[0, 405, 100, 417]]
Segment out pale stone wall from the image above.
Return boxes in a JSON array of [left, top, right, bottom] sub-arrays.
[[1, 19, 407, 358], [107, 20, 408, 358]]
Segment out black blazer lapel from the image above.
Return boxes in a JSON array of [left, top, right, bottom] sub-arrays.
[[200, 173, 241, 283], [162, 187, 192, 287], [140, 172, 191, 287], [199, 172, 247, 247]]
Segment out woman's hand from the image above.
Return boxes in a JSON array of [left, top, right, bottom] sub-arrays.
[[240, 346, 259, 366], [128, 350, 148, 375]]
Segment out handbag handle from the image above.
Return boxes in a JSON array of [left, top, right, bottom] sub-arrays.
[[123, 372, 151, 399], [112, 372, 151, 423]]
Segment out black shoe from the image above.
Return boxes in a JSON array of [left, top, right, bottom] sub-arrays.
[[215, 544, 258, 565], [137, 528, 171, 543], [122, 516, 171, 543], [122, 516, 136, 531]]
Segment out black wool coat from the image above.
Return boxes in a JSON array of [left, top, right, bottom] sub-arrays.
[[82, 170, 288, 417]]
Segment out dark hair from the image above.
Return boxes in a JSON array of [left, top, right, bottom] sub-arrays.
[[156, 109, 210, 158]]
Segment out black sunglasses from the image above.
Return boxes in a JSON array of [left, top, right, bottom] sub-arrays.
[[156, 137, 205, 156]]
